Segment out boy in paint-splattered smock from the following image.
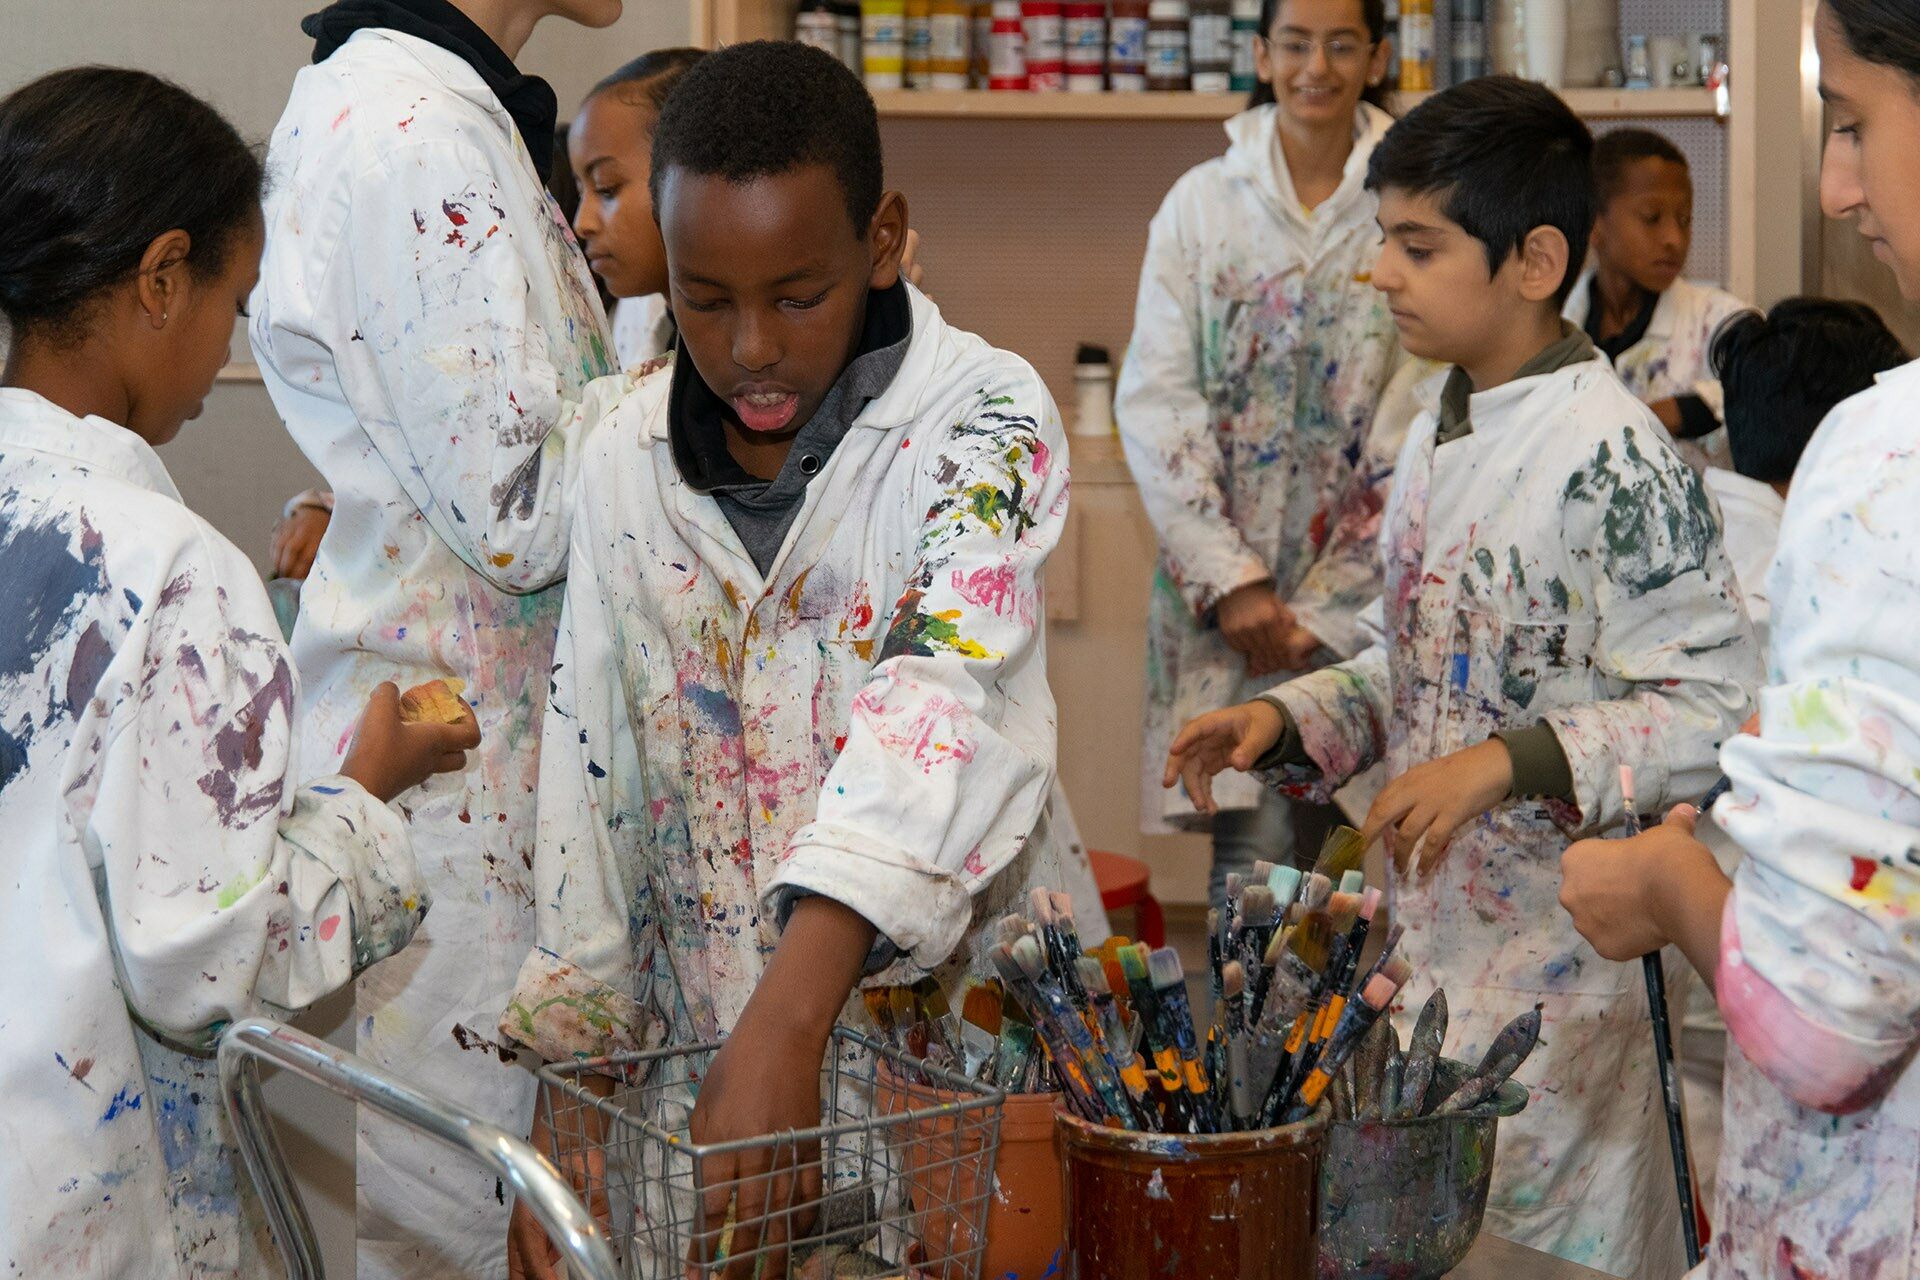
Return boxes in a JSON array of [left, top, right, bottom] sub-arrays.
[[1166, 80, 1757, 1279], [249, 5, 632, 1273], [499, 44, 1071, 1275], [0, 71, 473, 1279], [1563, 130, 1747, 475]]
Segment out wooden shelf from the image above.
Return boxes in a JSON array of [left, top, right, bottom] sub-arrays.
[[870, 85, 1721, 122]]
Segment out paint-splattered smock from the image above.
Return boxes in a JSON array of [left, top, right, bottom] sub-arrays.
[[249, 26, 624, 1278], [1260, 358, 1758, 1278], [1116, 102, 1403, 831], [1707, 359, 1920, 1279], [501, 286, 1072, 1067], [0, 388, 425, 1278], [1565, 272, 1748, 475]]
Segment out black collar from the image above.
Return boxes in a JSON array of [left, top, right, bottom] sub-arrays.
[[1583, 283, 1659, 362], [302, 0, 558, 176], [668, 282, 914, 492]]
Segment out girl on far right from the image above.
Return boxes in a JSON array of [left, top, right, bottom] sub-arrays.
[[1559, 2, 1920, 1274]]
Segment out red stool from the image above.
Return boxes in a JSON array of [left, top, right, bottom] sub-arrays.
[[1090, 849, 1165, 948]]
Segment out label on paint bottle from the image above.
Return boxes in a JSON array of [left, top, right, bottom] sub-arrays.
[[929, 2, 972, 88], [1188, 8, 1231, 92], [1146, 0, 1190, 90], [1022, 0, 1066, 90], [1229, 0, 1259, 91], [906, 0, 934, 87], [795, 7, 841, 54], [1108, 11, 1149, 89], [862, 0, 908, 89], [1064, 2, 1106, 90], [989, 0, 1029, 88]]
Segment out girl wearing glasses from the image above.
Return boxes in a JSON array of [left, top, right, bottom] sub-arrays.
[[1117, 0, 1403, 901]]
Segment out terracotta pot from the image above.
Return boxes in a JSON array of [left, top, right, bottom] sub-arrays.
[[1057, 1103, 1329, 1280], [879, 1069, 1065, 1279]]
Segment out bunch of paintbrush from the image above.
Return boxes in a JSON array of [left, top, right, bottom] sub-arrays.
[[1326, 987, 1543, 1122], [862, 977, 967, 1084]]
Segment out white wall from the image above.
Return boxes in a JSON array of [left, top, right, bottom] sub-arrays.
[[0, 2, 689, 1272]]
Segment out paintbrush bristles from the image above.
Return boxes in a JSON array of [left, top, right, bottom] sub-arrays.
[[1076, 956, 1110, 996], [1359, 886, 1383, 921], [1301, 873, 1332, 911], [1146, 946, 1185, 991], [1361, 955, 1414, 1008], [1268, 865, 1302, 905], [1011, 935, 1048, 981], [1028, 888, 1055, 927], [1237, 886, 1277, 928], [1221, 961, 1245, 1001], [1049, 890, 1076, 924], [962, 983, 1003, 1036], [1338, 869, 1365, 895]]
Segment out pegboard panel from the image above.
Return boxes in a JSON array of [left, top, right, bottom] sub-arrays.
[[883, 116, 1227, 411], [1618, 0, 1727, 39], [1590, 116, 1728, 285]]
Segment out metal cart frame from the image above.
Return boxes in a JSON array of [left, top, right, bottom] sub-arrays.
[[218, 1015, 621, 1280]]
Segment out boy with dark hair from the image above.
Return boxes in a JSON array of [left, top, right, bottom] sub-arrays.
[[1565, 127, 1748, 472], [499, 40, 1072, 1278], [1706, 297, 1908, 655], [1166, 76, 1758, 1279]]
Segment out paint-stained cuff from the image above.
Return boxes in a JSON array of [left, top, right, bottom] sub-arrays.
[[500, 947, 663, 1070], [1261, 667, 1388, 805], [1251, 695, 1310, 771], [1718, 898, 1911, 1115], [1493, 723, 1575, 801], [772, 824, 975, 971]]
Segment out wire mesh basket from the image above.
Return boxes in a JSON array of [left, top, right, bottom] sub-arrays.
[[536, 1027, 1006, 1279]]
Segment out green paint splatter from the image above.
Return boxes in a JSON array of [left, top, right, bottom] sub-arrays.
[[1545, 577, 1570, 610], [1507, 545, 1526, 590], [1475, 548, 1496, 579], [216, 867, 265, 910], [1788, 685, 1850, 745]]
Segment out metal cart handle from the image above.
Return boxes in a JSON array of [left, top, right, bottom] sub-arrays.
[[219, 1015, 621, 1280]]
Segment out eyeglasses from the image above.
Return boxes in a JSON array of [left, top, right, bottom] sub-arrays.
[[1263, 35, 1373, 65]]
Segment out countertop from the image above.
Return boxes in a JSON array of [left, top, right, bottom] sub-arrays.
[[1450, 1234, 1613, 1278]]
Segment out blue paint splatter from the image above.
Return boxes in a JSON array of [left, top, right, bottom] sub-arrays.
[[1451, 652, 1470, 688], [99, 1086, 142, 1125], [682, 683, 742, 735]]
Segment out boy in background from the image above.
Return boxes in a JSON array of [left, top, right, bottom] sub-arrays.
[[1564, 128, 1748, 473], [1165, 77, 1758, 1278]]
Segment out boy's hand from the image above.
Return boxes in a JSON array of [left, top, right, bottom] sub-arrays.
[[1276, 623, 1324, 672], [272, 504, 330, 580], [687, 897, 875, 1279], [1560, 805, 1731, 982], [1215, 581, 1295, 677], [340, 681, 481, 803], [1163, 700, 1288, 815], [507, 1082, 611, 1280], [1364, 739, 1513, 877]]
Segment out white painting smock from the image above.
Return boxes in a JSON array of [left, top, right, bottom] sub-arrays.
[[0, 388, 425, 1278], [249, 27, 626, 1277], [1116, 102, 1404, 830]]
